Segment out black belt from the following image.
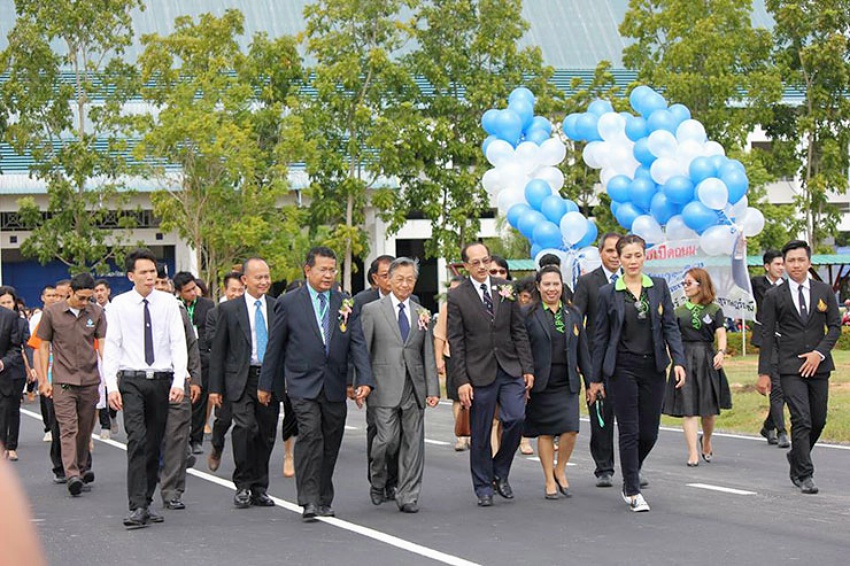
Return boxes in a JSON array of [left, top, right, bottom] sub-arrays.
[[249, 366, 262, 374], [120, 370, 174, 380]]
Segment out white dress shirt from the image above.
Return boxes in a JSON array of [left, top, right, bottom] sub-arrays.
[[103, 288, 188, 392], [602, 266, 619, 283], [245, 291, 268, 366], [471, 276, 494, 304], [787, 276, 810, 317], [391, 294, 412, 329]]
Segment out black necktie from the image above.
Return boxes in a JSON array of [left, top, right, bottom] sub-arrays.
[[143, 298, 154, 365], [798, 285, 808, 319], [398, 302, 410, 342], [481, 283, 494, 316]]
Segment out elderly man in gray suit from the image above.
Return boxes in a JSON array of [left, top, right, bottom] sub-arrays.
[[361, 257, 440, 513]]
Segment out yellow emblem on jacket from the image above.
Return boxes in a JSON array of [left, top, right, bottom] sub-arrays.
[[573, 324, 579, 337], [817, 298, 827, 312], [658, 303, 663, 316]]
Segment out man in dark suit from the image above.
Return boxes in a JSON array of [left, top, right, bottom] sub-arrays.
[[258, 246, 374, 521], [750, 250, 790, 448], [173, 272, 215, 455], [757, 240, 840, 495], [0, 302, 24, 455], [448, 242, 534, 507], [572, 232, 621, 488], [209, 258, 278, 509]]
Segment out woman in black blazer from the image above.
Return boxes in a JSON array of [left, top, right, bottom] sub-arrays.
[[524, 266, 592, 499], [587, 235, 686, 512], [0, 286, 29, 462]]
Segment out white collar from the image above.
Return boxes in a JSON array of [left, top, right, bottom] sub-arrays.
[[245, 291, 266, 306], [788, 277, 809, 291], [471, 276, 492, 291], [391, 293, 410, 312]]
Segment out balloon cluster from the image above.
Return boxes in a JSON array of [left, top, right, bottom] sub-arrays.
[[481, 88, 599, 262], [562, 86, 765, 255]]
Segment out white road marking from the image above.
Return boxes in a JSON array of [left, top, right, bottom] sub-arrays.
[[687, 483, 757, 496], [21, 408, 481, 566], [424, 439, 451, 446], [525, 457, 576, 466], [344, 425, 357, 430]]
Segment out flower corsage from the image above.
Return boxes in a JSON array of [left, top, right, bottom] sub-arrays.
[[416, 307, 432, 331], [338, 298, 354, 332], [497, 284, 516, 302]]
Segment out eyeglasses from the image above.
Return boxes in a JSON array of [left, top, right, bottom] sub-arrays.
[[682, 280, 700, 287], [489, 268, 507, 276], [467, 257, 491, 267], [316, 268, 338, 276]]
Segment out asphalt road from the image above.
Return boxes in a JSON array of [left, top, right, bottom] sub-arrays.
[[10, 398, 850, 566]]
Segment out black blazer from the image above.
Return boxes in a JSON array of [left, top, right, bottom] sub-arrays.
[[524, 303, 592, 394], [192, 297, 216, 352], [750, 275, 783, 347], [757, 280, 841, 376], [447, 277, 534, 388], [258, 286, 374, 402], [208, 295, 277, 402], [590, 276, 686, 383], [572, 266, 611, 351], [0, 309, 24, 396]]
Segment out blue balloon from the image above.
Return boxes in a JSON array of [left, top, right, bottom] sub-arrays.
[[562, 113, 581, 140], [607, 175, 632, 203], [668, 103, 691, 125], [632, 88, 668, 118], [530, 244, 543, 259], [689, 156, 717, 184], [533, 221, 564, 249], [634, 165, 653, 181], [633, 137, 656, 167], [681, 201, 718, 234], [575, 113, 601, 142], [506, 203, 532, 229], [564, 199, 580, 213], [492, 109, 523, 145], [647, 109, 678, 133], [524, 179, 552, 210], [718, 159, 746, 178], [650, 192, 678, 225], [482, 135, 497, 156], [629, 86, 654, 113], [629, 177, 657, 211], [625, 115, 649, 141], [574, 220, 598, 249], [529, 116, 552, 135], [540, 194, 568, 224], [663, 176, 696, 205], [509, 98, 535, 131], [708, 155, 728, 172], [525, 128, 550, 145], [587, 99, 615, 117], [615, 202, 642, 231], [721, 169, 749, 204], [509, 87, 536, 107], [482, 109, 500, 135], [610, 201, 621, 216], [518, 210, 546, 239]]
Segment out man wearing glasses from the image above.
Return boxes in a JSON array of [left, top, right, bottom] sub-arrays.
[[448, 243, 534, 507]]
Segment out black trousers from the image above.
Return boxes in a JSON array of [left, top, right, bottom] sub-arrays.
[[99, 389, 118, 430], [366, 404, 398, 490], [230, 370, 279, 492], [281, 393, 298, 442], [211, 399, 232, 453], [762, 348, 786, 434], [781, 373, 829, 480], [189, 364, 210, 446], [290, 389, 347, 507], [468, 368, 525, 497], [120, 376, 171, 511], [587, 392, 616, 477], [40, 392, 54, 433], [607, 353, 666, 497]]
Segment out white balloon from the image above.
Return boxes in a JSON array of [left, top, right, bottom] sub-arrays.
[[486, 139, 515, 167], [676, 140, 704, 172], [632, 215, 665, 244], [560, 211, 589, 246], [600, 167, 618, 188], [597, 112, 627, 142], [577, 246, 602, 274], [538, 137, 567, 167], [535, 166, 565, 192], [481, 168, 503, 195], [697, 178, 729, 210], [740, 207, 765, 237], [515, 141, 540, 172], [582, 141, 607, 169], [665, 214, 699, 241], [534, 248, 567, 270], [650, 157, 679, 185], [499, 162, 528, 193], [496, 186, 526, 212], [703, 141, 726, 157], [730, 195, 749, 219], [647, 130, 678, 159], [676, 119, 707, 144], [700, 225, 738, 256]]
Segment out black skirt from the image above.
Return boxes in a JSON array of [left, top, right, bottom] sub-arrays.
[[524, 364, 580, 437], [444, 356, 460, 401], [662, 342, 732, 417]]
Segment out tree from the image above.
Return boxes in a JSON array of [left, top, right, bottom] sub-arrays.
[[135, 10, 306, 292], [374, 0, 556, 263], [763, 0, 850, 250], [1, 0, 144, 273], [297, 0, 416, 292]]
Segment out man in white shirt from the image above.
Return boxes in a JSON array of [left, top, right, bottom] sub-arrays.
[[103, 249, 187, 529]]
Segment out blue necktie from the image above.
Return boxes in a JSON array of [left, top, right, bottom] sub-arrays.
[[255, 300, 268, 363], [317, 293, 331, 353], [398, 302, 410, 342], [610, 273, 619, 284]]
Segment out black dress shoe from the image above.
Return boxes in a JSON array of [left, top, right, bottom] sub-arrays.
[[186, 453, 197, 469], [370, 487, 386, 506], [164, 498, 186, 510], [639, 473, 649, 488], [251, 491, 275, 507], [493, 477, 514, 499], [208, 447, 222, 472], [595, 473, 613, 488], [760, 427, 779, 445], [786, 451, 801, 487], [82, 470, 95, 484], [123, 508, 149, 530], [385, 486, 397, 501], [67, 476, 84, 496], [53, 473, 67, 484], [233, 489, 252, 509], [191, 442, 204, 455], [400, 503, 419, 513], [777, 432, 790, 449], [477, 494, 493, 507], [799, 477, 819, 495], [302, 503, 319, 522], [147, 508, 165, 523], [318, 505, 335, 517]]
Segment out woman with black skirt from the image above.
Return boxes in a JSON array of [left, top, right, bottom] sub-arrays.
[[587, 235, 686, 512], [662, 268, 732, 466], [524, 266, 592, 499]]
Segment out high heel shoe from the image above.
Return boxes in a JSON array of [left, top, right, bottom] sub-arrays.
[[700, 434, 713, 463], [687, 460, 699, 467], [555, 477, 572, 498], [545, 489, 560, 500]]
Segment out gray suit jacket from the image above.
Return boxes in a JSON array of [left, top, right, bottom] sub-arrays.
[[361, 295, 439, 409]]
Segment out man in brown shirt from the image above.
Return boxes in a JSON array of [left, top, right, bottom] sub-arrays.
[[37, 273, 106, 496]]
